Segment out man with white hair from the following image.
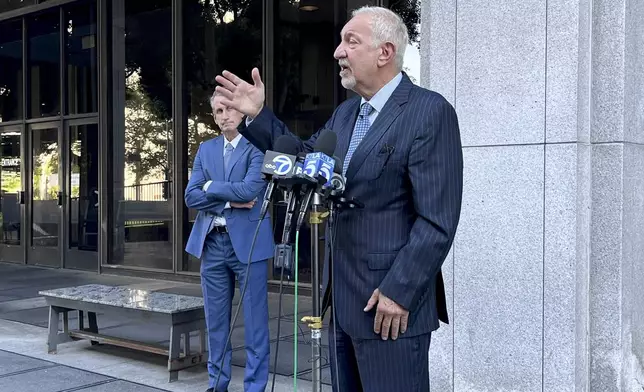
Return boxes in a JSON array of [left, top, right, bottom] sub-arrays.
[[214, 6, 463, 392], [185, 91, 275, 392]]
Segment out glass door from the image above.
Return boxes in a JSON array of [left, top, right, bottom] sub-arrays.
[[27, 122, 62, 267], [64, 120, 98, 270], [0, 126, 25, 263]]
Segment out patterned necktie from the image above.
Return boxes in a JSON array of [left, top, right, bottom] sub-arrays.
[[224, 142, 234, 172], [343, 102, 374, 176]]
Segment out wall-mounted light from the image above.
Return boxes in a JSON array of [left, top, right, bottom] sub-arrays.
[[299, 0, 319, 11]]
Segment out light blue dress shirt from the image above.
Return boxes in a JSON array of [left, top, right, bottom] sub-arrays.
[[203, 133, 242, 225]]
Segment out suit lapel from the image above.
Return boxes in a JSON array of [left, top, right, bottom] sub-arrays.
[[345, 75, 412, 181], [225, 137, 250, 181], [212, 136, 225, 181]]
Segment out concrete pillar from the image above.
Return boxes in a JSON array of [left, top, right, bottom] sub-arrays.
[[420, 0, 644, 390]]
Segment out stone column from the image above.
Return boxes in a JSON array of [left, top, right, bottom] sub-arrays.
[[420, 0, 644, 390]]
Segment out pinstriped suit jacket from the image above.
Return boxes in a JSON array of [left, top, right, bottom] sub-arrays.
[[241, 73, 463, 339]]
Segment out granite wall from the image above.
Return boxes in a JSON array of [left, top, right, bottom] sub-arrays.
[[419, 0, 644, 390]]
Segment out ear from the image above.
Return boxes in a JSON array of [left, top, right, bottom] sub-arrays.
[[377, 42, 396, 67]]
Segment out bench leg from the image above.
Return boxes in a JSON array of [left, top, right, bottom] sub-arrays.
[[47, 306, 59, 354], [88, 312, 100, 346], [168, 325, 181, 382], [200, 329, 206, 355], [78, 310, 84, 330], [183, 332, 191, 357], [47, 306, 73, 354]]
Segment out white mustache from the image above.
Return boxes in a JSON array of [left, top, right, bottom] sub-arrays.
[[338, 60, 350, 68]]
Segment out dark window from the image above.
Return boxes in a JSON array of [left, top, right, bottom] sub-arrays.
[[274, 0, 339, 140], [0, 0, 37, 14], [110, 0, 173, 270], [268, 0, 346, 283], [181, 0, 263, 272], [0, 127, 22, 246], [27, 9, 60, 118], [31, 126, 60, 247], [64, 0, 98, 115], [69, 124, 98, 251], [0, 19, 24, 123]]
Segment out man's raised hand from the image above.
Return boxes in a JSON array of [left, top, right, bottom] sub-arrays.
[[215, 68, 265, 119]]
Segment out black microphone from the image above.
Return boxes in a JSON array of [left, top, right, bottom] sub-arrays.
[[321, 155, 364, 210], [329, 156, 346, 195], [259, 135, 300, 219], [295, 130, 337, 231]]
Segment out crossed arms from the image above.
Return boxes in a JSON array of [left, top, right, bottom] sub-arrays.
[[184, 143, 266, 214]]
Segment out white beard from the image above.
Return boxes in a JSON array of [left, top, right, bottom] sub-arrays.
[[340, 74, 356, 90]]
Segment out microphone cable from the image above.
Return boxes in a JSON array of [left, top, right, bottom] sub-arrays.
[[327, 203, 341, 392], [270, 191, 297, 392], [214, 208, 268, 391]]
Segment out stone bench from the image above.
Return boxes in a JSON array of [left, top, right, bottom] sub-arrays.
[[39, 284, 207, 382]]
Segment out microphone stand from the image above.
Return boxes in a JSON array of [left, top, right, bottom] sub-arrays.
[[301, 191, 327, 392], [303, 185, 363, 392]]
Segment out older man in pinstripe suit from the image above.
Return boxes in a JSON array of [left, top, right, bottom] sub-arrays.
[[214, 6, 463, 392]]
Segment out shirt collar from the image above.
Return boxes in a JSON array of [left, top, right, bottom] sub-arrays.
[[224, 133, 242, 149], [360, 72, 403, 113]]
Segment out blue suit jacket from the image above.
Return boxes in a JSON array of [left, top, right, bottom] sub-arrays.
[[240, 74, 463, 339], [184, 135, 275, 264]]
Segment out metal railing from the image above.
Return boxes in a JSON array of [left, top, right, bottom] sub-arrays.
[[123, 181, 172, 201]]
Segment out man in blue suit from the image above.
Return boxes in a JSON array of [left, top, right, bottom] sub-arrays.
[[213, 6, 463, 392], [184, 91, 275, 392]]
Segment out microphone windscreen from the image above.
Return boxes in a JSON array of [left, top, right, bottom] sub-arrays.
[[313, 130, 337, 157], [274, 135, 300, 155], [332, 156, 343, 174]]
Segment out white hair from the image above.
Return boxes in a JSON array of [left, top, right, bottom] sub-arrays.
[[351, 6, 409, 71], [209, 90, 222, 107]]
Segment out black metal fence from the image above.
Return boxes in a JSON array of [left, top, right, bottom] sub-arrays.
[[123, 181, 172, 201]]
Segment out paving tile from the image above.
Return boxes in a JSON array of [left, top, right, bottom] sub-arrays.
[[0, 262, 326, 385], [0, 365, 112, 392], [75, 379, 167, 391], [0, 297, 48, 313], [298, 364, 333, 385], [0, 350, 55, 376], [232, 339, 313, 377], [0, 295, 18, 302]]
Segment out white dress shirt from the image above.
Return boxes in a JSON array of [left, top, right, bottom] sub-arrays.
[[203, 133, 242, 226], [359, 72, 402, 125]]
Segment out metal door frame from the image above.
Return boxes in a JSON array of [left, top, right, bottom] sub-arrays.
[[0, 125, 26, 263], [26, 121, 63, 267], [63, 117, 99, 270]]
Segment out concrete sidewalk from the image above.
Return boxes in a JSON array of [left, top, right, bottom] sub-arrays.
[[0, 262, 332, 391], [0, 318, 327, 391]]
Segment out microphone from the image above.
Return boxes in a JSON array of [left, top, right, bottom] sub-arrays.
[[302, 132, 337, 184], [295, 130, 337, 230], [294, 152, 306, 175], [329, 156, 346, 195], [320, 156, 364, 210], [259, 135, 300, 219]]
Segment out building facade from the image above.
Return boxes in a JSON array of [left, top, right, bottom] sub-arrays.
[[0, 0, 419, 287], [420, 0, 644, 390]]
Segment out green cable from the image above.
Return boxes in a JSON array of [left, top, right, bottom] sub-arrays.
[[294, 230, 299, 391]]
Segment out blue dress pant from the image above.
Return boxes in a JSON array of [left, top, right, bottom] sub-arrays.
[[200, 232, 270, 392]]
